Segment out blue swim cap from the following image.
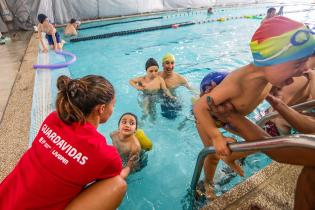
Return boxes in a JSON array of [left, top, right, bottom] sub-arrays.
[[200, 71, 228, 93]]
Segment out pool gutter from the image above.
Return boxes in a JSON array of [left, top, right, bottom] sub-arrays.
[[202, 162, 302, 210]]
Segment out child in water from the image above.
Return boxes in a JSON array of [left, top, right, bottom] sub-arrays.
[[110, 113, 148, 171], [193, 16, 315, 199], [130, 58, 175, 121]]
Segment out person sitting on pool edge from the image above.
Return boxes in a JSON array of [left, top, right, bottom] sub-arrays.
[[129, 58, 175, 122], [159, 53, 198, 119], [193, 16, 315, 199], [37, 14, 64, 53], [64, 18, 80, 36]]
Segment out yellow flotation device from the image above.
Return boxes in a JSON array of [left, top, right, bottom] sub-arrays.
[[135, 129, 153, 151], [217, 17, 225, 22]]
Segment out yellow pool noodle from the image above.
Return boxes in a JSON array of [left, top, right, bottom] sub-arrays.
[[135, 129, 153, 151]]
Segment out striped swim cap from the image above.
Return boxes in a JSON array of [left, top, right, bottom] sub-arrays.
[[250, 16, 315, 66]]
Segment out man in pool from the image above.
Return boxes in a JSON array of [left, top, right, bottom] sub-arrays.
[[159, 53, 195, 93], [159, 53, 198, 119], [193, 16, 315, 199]]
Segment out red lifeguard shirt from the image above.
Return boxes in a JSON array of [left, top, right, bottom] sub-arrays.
[[0, 111, 122, 210]]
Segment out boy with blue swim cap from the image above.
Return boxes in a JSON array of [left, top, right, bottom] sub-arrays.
[[194, 16, 315, 199]]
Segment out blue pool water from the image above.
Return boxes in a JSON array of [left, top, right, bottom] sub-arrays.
[[57, 4, 315, 210]]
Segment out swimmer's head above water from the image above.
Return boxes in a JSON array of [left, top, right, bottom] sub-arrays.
[[145, 58, 159, 79], [162, 53, 175, 75], [118, 113, 138, 136]]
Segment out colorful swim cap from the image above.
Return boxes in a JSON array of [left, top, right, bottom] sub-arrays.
[[162, 53, 175, 63], [145, 58, 159, 70], [200, 71, 228, 94], [250, 16, 315, 66]]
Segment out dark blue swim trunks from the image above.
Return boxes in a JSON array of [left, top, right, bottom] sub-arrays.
[[46, 32, 61, 45], [161, 98, 182, 119]]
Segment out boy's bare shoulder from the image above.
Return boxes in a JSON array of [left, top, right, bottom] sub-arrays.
[[110, 130, 119, 138]]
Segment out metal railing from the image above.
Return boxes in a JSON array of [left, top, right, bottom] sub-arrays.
[[190, 134, 315, 193], [256, 99, 315, 127]]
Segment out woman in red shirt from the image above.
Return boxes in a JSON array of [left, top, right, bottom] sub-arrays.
[[0, 75, 133, 210]]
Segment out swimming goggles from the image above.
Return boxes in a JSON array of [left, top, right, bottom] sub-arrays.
[[255, 29, 315, 62]]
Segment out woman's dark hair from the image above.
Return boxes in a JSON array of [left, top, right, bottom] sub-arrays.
[[38, 14, 47, 24], [118, 112, 138, 130], [145, 58, 159, 71], [70, 18, 76, 24], [56, 75, 115, 124]]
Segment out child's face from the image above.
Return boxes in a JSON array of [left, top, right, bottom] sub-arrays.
[[42, 18, 49, 26], [264, 57, 309, 88], [119, 115, 137, 135], [146, 66, 158, 79]]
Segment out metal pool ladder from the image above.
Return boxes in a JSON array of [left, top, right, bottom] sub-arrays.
[[190, 134, 315, 193], [256, 99, 315, 127]]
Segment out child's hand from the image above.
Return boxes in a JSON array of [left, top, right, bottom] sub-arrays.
[[213, 136, 234, 156], [126, 155, 139, 172], [137, 86, 144, 91], [206, 96, 235, 123], [42, 48, 48, 53]]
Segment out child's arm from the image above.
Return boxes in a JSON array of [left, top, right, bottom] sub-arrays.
[[193, 82, 240, 156], [160, 77, 176, 99], [110, 131, 119, 148], [129, 77, 144, 91], [37, 24, 48, 53], [50, 26, 58, 50]]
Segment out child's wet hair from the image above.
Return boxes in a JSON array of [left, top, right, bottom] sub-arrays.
[[145, 58, 159, 71], [118, 112, 138, 130], [70, 18, 76, 24], [56, 75, 115, 124], [37, 14, 48, 24]]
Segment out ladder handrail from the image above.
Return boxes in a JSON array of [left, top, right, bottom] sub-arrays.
[[256, 100, 315, 127], [190, 134, 315, 193]]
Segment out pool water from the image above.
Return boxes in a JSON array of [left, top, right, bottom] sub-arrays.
[[59, 4, 315, 210]]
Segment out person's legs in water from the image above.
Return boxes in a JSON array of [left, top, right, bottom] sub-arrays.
[[148, 98, 157, 123], [140, 95, 150, 122], [196, 121, 244, 199]]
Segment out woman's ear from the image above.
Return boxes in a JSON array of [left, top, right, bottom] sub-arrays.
[[95, 104, 106, 115]]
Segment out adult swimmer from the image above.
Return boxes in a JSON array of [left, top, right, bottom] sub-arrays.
[[0, 75, 135, 210], [159, 53, 198, 119]]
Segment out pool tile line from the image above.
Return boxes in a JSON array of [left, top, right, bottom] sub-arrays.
[[28, 48, 71, 146]]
